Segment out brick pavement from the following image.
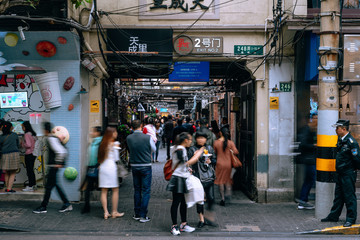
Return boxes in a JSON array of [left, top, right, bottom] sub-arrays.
[[0, 148, 357, 235]]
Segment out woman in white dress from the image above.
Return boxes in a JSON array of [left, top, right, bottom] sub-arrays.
[[98, 127, 124, 219]]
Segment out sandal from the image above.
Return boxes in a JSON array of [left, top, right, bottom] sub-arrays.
[[111, 212, 124, 218], [104, 212, 111, 219]]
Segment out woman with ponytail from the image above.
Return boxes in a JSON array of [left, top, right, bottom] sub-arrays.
[[213, 127, 239, 206]]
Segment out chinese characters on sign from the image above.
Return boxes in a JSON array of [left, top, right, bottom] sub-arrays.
[[173, 35, 223, 55], [234, 45, 263, 55], [150, 0, 209, 12], [129, 37, 148, 52], [193, 37, 222, 54], [279, 82, 292, 92]]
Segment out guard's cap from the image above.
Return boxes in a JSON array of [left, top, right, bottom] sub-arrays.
[[332, 119, 350, 128]]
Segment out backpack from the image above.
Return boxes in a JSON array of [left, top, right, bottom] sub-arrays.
[[32, 137, 43, 157]]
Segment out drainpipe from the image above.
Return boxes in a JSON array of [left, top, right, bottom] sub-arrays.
[[84, 1, 95, 29], [84, 41, 110, 78]]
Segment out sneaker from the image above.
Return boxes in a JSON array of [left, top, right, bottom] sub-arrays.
[[171, 225, 181, 236], [59, 204, 73, 213], [132, 214, 140, 221], [22, 186, 34, 192], [139, 216, 151, 223], [297, 202, 315, 210], [5, 189, 16, 193], [180, 224, 195, 233], [33, 206, 47, 214]]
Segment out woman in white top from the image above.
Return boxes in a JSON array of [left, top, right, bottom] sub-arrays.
[[166, 132, 204, 236], [98, 127, 124, 219]]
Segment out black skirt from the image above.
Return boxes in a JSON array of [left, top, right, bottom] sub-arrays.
[[166, 175, 188, 193]]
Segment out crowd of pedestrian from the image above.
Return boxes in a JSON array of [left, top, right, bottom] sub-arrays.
[[1, 114, 358, 232]]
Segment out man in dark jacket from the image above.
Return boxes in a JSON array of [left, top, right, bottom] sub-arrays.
[[321, 119, 360, 227], [193, 118, 216, 147], [183, 116, 195, 135], [296, 114, 317, 210], [172, 118, 187, 143], [33, 122, 72, 214], [127, 119, 156, 223], [163, 115, 174, 160]]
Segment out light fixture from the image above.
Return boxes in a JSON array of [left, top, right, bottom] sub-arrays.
[[339, 103, 343, 112], [18, 26, 29, 41], [346, 103, 350, 112], [271, 84, 281, 93]]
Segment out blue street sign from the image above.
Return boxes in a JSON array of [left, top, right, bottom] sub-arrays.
[[169, 62, 209, 82]]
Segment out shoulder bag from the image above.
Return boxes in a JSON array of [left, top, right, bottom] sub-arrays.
[[230, 149, 242, 168], [197, 161, 215, 185], [117, 161, 129, 178], [86, 164, 99, 178], [164, 159, 181, 181]]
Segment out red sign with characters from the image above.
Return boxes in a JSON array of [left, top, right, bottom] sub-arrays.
[[173, 35, 193, 55]]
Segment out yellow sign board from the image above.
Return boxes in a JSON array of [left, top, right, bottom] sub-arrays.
[[270, 97, 279, 110], [90, 100, 100, 113]]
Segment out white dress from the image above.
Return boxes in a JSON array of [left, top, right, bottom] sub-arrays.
[[99, 146, 119, 188]]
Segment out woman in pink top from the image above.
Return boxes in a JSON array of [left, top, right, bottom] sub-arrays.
[[21, 121, 37, 192], [213, 127, 239, 206]]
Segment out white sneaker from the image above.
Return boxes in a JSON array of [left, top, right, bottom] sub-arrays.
[[171, 225, 181, 236], [180, 224, 195, 233], [22, 186, 34, 192]]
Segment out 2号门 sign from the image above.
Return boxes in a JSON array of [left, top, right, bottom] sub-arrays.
[[174, 35, 223, 55]]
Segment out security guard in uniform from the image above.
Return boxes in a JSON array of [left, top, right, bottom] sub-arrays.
[[321, 120, 360, 227]]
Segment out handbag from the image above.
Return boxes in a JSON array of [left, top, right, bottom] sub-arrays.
[[230, 149, 242, 168], [86, 166, 99, 178], [197, 161, 215, 184], [163, 159, 181, 181], [117, 161, 129, 178]]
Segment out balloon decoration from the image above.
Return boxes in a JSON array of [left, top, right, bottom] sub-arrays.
[[36, 41, 57, 57], [51, 126, 70, 144], [57, 36, 67, 44], [64, 167, 78, 181], [68, 104, 74, 111], [63, 76, 74, 90], [4, 33, 19, 47]]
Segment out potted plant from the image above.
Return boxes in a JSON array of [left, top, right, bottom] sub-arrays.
[[70, 0, 91, 9]]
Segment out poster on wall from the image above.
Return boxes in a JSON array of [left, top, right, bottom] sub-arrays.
[[0, 92, 28, 108], [169, 62, 210, 82]]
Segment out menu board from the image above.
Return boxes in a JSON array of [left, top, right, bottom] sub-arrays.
[[0, 92, 28, 108]]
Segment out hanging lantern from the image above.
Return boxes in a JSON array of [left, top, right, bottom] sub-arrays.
[[4, 33, 19, 47]]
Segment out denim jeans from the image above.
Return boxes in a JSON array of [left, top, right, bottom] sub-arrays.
[[132, 166, 152, 218], [299, 164, 316, 202]]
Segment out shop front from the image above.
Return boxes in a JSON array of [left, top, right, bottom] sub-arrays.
[[0, 31, 88, 201]]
